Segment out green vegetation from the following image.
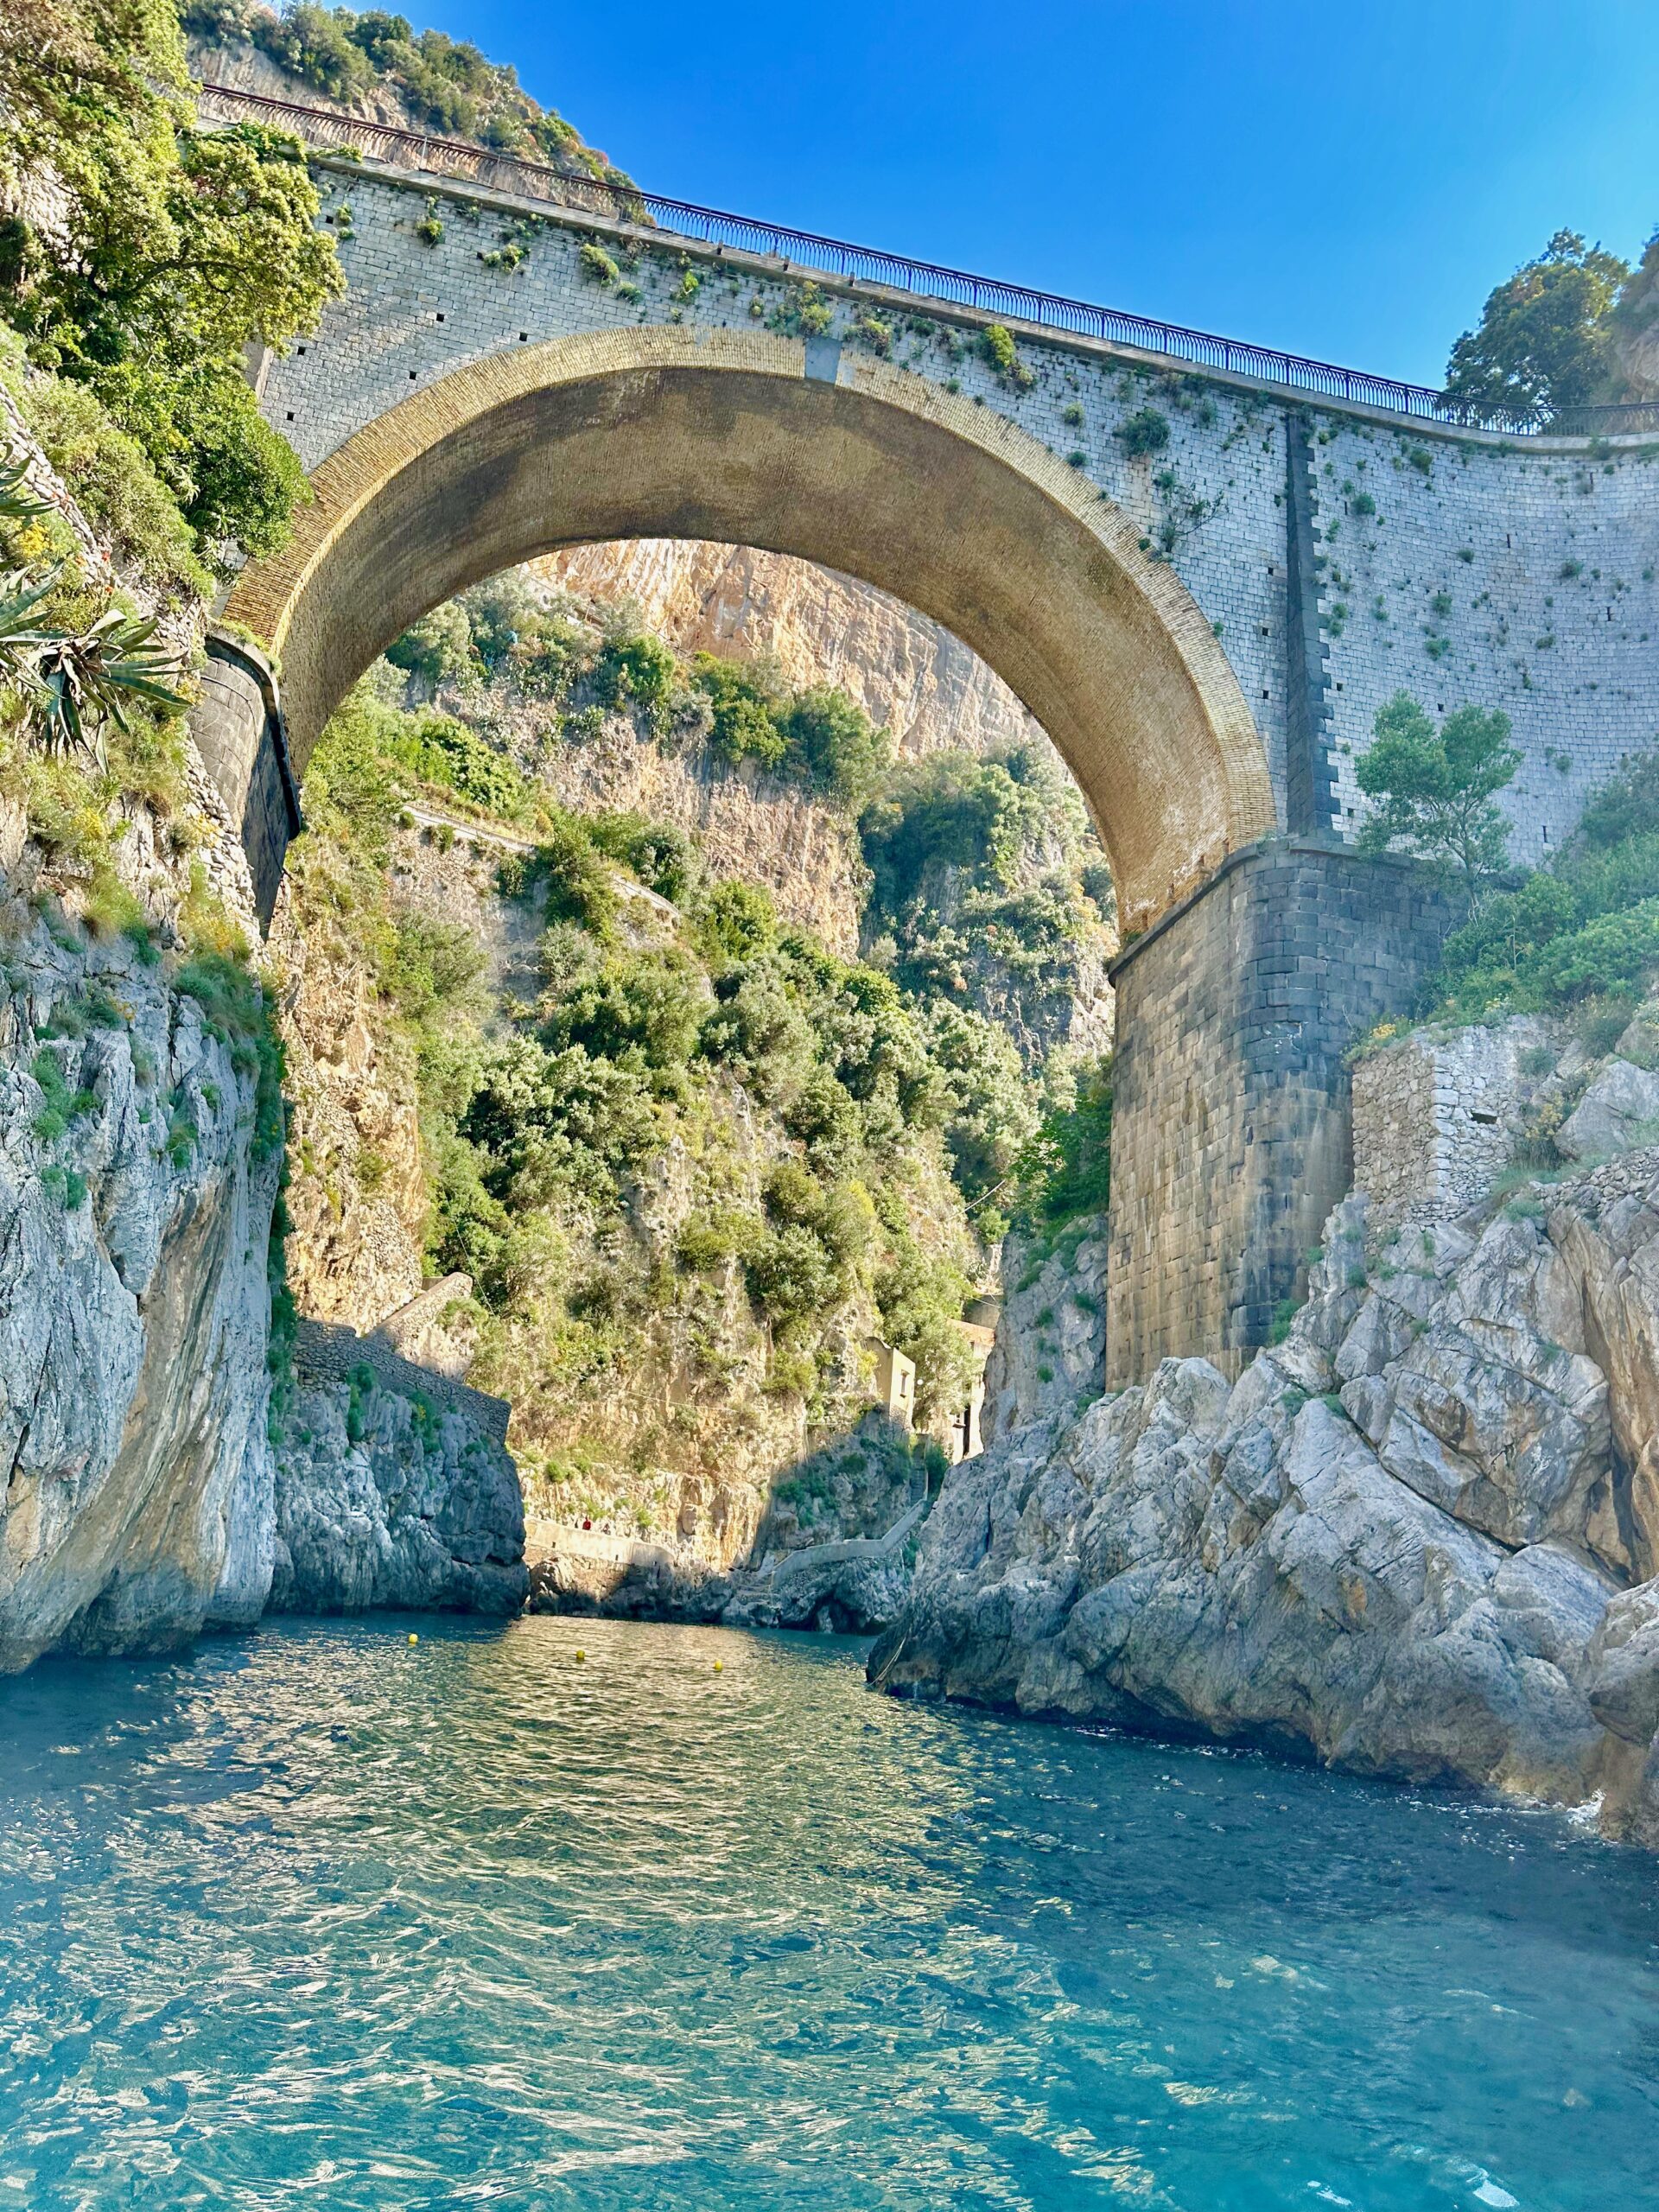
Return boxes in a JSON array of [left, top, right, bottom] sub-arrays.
[[381, 577, 893, 813], [1119, 407, 1171, 459], [1, 3, 340, 569], [1013, 1056, 1113, 1230], [1421, 744, 1659, 1034], [977, 325, 1035, 392], [1443, 229, 1637, 418], [1355, 693, 1520, 889], [183, 1, 633, 184], [293, 680, 987, 1426]]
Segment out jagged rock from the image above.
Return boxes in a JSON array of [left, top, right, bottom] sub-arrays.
[[271, 1373, 526, 1616], [1547, 1152, 1659, 1577], [0, 919, 282, 1670], [874, 1369, 1612, 1802], [1558, 1059, 1659, 1161], [982, 1217, 1108, 1442], [874, 1154, 1659, 1840]]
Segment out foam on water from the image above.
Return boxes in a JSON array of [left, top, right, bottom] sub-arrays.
[[0, 1614, 1655, 2209]]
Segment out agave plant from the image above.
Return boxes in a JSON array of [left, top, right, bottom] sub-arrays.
[[0, 569, 188, 761], [0, 563, 62, 689], [28, 606, 188, 761], [0, 453, 49, 524]]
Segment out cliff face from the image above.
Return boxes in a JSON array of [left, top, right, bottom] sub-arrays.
[[538, 541, 1046, 764], [0, 859, 283, 1671], [874, 1015, 1659, 1849], [528, 714, 870, 960], [272, 1366, 526, 1617], [982, 1218, 1109, 1444]]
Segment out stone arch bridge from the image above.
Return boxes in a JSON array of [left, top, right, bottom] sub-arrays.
[[191, 84, 1659, 1386]]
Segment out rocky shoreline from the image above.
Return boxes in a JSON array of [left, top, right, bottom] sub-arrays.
[[869, 1136, 1659, 1851]]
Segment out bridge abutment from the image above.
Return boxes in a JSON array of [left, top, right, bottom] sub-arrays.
[[1105, 841, 1459, 1385], [188, 632, 302, 928]]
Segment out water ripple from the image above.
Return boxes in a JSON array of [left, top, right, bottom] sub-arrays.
[[0, 1615, 1656, 2209]]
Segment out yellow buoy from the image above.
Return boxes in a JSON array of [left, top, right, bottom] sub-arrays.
[[575, 1649, 586, 1662], [408, 1632, 418, 1645], [714, 1659, 723, 1672]]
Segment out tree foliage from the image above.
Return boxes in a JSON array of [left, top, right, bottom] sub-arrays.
[[0, 7, 340, 566], [1443, 230, 1632, 417], [1426, 745, 1659, 1028], [1355, 693, 1519, 888]]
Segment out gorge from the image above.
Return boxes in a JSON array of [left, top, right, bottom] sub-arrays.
[[3, 3, 1659, 2202]]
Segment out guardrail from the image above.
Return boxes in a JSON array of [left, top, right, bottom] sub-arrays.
[[198, 81, 1659, 441]]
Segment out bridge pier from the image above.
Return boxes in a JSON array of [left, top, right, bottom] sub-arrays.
[[188, 632, 302, 930], [1105, 840, 1459, 1386]]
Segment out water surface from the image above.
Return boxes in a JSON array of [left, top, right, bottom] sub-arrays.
[[0, 1614, 1654, 2209]]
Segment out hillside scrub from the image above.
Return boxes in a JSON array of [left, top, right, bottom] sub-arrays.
[[294, 678, 987, 1435], [1422, 743, 1659, 1039], [184, 0, 635, 185], [384, 575, 894, 813]]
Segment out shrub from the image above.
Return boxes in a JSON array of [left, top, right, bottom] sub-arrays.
[[977, 324, 1034, 391], [20, 376, 209, 601], [694, 653, 787, 768], [783, 686, 892, 810], [1119, 407, 1171, 458], [580, 243, 620, 287], [696, 880, 779, 964]]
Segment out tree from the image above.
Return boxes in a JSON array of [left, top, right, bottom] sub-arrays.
[[1443, 231, 1631, 418], [1355, 694, 1520, 889], [1, 5, 341, 567]]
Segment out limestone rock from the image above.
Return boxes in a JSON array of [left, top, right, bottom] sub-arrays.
[[271, 1373, 527, 1616], [0, 919, 282, 1671], [871, 1159, 1659, 1840], [1558, 1059, 1659, 1161], [982, 1217, 1108, 1443], [538, 539, 1044, 765], [874, 1374, 1610, 1804]]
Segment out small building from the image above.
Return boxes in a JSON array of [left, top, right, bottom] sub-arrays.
[[869, 1340, 917, 1430], [949, 1316, 999, 1463]]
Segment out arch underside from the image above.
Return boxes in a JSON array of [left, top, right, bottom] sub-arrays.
[[228, 327, 1275, 928]]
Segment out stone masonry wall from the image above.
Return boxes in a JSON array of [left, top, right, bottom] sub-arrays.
[[258, 155, 1659, 868], [1107, 842, 1459, 1383], [1351, 1018, 1554, 1230], [292, 1316, 512, 1445]]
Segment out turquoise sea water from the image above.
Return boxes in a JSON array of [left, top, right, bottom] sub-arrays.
[[0, 1615, 1655, 2210]]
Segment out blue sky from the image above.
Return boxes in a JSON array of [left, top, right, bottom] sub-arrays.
[[412, 1, 1656, 391]]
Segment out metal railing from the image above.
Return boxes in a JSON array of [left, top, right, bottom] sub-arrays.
[[197, 81, 1658, 441]]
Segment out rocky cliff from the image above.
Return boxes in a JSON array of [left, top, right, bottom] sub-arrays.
[[0, 901, 283, 1669], [537, 541, 1045, 765], [873, 1018, 1659, 1849]]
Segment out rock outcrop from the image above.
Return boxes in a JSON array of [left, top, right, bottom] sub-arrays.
[[0, 914, 283, 1670], [874, 1158, 1659, 1847], [982, 1217, 1108, 1443], [538, 540, 1044, 764], [272, 1367, 526, 1617], [525, 1413, 935, 1630]]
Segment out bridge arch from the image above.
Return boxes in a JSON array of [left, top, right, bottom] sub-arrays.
[[226, 325, 1274, 930]]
